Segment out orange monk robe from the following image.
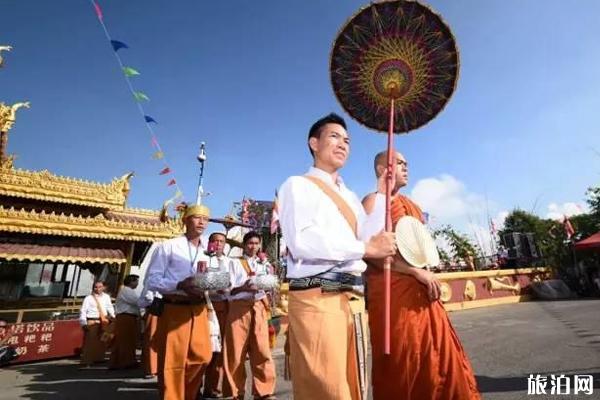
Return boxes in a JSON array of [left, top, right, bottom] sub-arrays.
[[367, 194, 481, 400]]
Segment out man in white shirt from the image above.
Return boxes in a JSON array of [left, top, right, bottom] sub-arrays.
[[79, 281, 115, 367], [278, 113, 396, 400], [223, 231, 276, 400], [203, 232, 233, 399], [145, 204, 212, 400], [109, 274, 140, 369]]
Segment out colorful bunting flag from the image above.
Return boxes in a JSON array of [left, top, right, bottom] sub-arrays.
[[270, 192, 279, 234], [91, 1, 184, 201], [133, 91, 150, 102], [110, 40, 128, 52], [122, 67, 140, 77], [563, 216, 575, 239], [92, 1, 103, 20]]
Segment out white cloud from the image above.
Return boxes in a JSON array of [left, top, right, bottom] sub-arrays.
[[546, 202, 587, 221], [492, 210, 510, 231], [410, 174, 486, 220], [409, 174, 510, 257]]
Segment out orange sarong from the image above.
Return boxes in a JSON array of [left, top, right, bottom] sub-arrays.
[[223, 299, 276, 399], [142, 314, 158, 376], [109, 313, 139, 369], [203, 300, 230, 397], [288, 288, 367, 400], [367, 194, 481, 400], [153, 303, 212, 400]]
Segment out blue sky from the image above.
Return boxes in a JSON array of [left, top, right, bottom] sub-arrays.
[[2, 0, 599, 242]]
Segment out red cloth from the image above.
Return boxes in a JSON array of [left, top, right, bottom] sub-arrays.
[[367, 194, 481, 399]]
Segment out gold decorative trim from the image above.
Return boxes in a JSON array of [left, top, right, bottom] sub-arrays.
[[436, 267, 550, 281], [0, 252, 126, 264], [444, 295, 532, 312], [463, 280, 476, 301], [486, 277, 520, 295], [0, 166, 133, 209], [109, 207, 161, 218], [439, 282, 452, 303], [0, 206, 182, 241]]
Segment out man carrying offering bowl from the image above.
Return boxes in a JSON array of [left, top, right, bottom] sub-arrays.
[[145, 204, 213, 400], [203, 231, 234, 399], [223, 231, 277, 400]]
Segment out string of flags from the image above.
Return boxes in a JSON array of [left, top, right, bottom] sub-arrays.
[[90, 0, 183, 206]]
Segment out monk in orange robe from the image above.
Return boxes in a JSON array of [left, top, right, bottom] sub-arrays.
[[363, 151, 480, 400]]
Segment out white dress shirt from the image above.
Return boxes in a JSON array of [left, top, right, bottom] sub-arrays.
[[145, 235, 209, 295], [278, 167, 386, 278], [79, 293, 115, 326], [228, 255, 269, 302], [207, 254, 234, 302], [115, 286, 141, 316]]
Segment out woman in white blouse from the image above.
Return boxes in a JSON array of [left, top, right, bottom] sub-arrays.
[[79, 281, 115, 367]]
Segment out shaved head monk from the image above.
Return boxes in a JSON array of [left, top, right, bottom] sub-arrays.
[[363, 150, 481, 400]]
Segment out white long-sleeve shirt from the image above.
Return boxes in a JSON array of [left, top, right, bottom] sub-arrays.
[[228, 255, 269, 301], [145, 235, 209, 295], [115, 286, 141, 316], [279, 167, 386, 278], [79, 293, 115, 326]]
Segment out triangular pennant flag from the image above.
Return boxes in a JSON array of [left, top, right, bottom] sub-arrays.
[[152, 151, 164, 160], [159, 167, 171, 175], [167, 179, 176, 186], [144, 115, 157, 124], [110, 40, 129, 52], [174, 190, 183, 198], [123, 67, 140, 77], [92, 1, 103, 20], [150, 136, 159, 148], [133, 91, 150, 102]]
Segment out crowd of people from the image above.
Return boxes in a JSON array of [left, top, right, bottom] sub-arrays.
[[79, 112, 481, 400]]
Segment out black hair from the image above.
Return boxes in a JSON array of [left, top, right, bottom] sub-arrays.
[[209, 232, 227, 242], [242, 231, 262, 245], [123, 274, 139, 286], [307, 112, 347, 157]]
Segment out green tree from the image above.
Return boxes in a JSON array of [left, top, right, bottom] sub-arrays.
[[433, 225, 479, 261]]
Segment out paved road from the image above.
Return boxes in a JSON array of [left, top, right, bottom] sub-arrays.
[[1, 299, 599, 399]]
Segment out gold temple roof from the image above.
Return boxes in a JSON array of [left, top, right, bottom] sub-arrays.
[[0, 205, 181, 242], [0, 163, 132, 210]]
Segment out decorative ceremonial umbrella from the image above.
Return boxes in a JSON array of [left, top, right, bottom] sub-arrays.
[[330, 0, 459, 354]]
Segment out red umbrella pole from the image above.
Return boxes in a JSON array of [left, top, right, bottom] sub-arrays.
[[384, 98, 395, 355]]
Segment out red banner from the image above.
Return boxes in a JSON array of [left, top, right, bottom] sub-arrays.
[[0, 319, 83, 363]]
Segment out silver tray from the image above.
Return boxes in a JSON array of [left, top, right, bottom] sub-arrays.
[[253, 274, 279, 290], [192, 271, 231, 291]]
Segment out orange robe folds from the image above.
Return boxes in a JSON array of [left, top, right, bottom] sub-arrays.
[[223, 299, 276, 399], [154, 303, 212, 400], [367, 194, 481, 400]]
